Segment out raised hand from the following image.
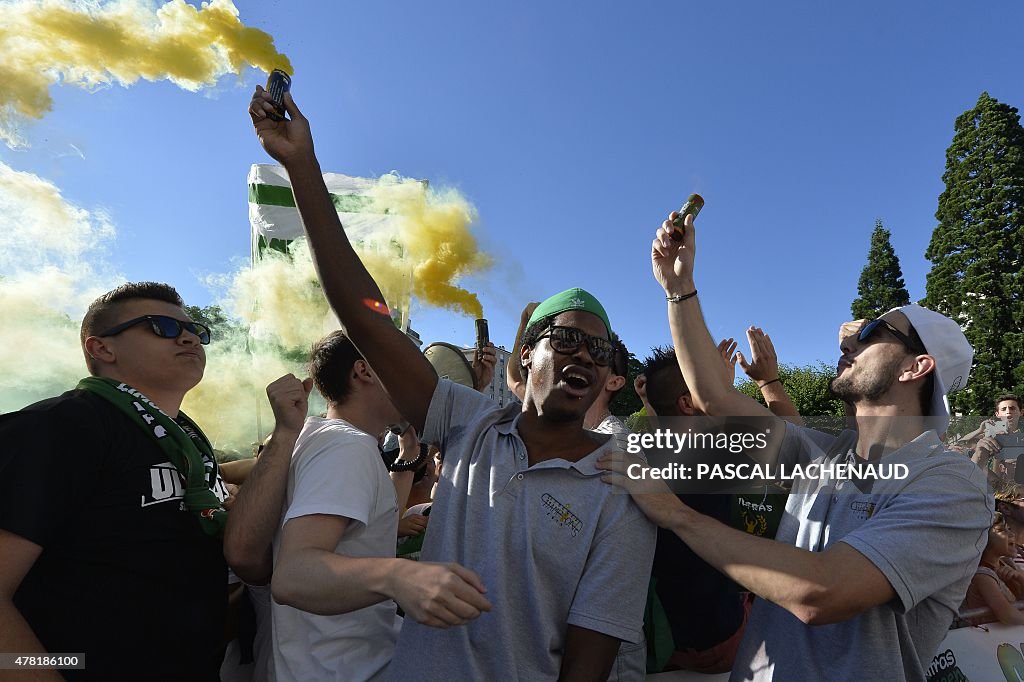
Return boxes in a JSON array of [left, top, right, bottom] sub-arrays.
[[249, 85, 315, 166], [266, 374, 313, 434], [473, 342, 497, 392], [737, 326, 780, 385], [652, 212, 696, 295], [718, 338, 738, 383]]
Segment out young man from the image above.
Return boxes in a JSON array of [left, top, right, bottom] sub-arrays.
[[600, 212, 992, 682], [508, 302, 631, 435], [268, 331, 489, 682], [0, 282, 230, 681], [248, 88, 655, 681]]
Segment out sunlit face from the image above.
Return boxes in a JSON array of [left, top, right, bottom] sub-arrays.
[[91, 299, 206, 396], [996, 399, 1022, 431], [523, 310, 612, 422], [830, 311, 916, 405], [991, 518, 1016, 558]]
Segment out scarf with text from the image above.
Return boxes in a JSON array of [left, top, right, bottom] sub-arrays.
[[77, 376, 227, 538]]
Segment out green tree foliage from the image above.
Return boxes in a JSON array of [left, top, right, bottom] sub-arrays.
[[851, 220, 910, 320], [923, 92, 1024, 413], [736, 362, 845, 417]]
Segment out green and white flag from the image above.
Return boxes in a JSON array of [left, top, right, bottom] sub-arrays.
[[247, 164, 424, 330]]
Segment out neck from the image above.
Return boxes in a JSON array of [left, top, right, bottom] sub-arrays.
[[584, 396, 612, 430], [980, 548, 1003, 571], [852, 402, 927, 459], [517, 405, 601, 465], [101, 372, 187, 418], [326, 400, 387, 438]]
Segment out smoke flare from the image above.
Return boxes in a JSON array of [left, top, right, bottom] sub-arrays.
[[0, 0, 292, 146]]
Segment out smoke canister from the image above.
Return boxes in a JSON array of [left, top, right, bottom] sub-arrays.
[[265, 69, 291, 121], [670, 193, 704, 240], [475, 319, 489, 350]]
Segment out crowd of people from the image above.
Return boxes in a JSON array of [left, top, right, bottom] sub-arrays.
[[0, 85, 1018, 682]]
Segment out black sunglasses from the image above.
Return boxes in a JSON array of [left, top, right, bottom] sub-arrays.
[[536, 326, 615, 366], [98, 315, 212, 345], [857, 319, 924, 355]]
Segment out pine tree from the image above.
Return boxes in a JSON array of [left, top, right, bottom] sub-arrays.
[[924, 92, 1024, 413], [851, 220, 911, 320]]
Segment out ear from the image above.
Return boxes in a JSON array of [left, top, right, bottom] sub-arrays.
[[605, 374, 626, 392], [897, 354, 936, 384], [521, 343, 533, 372], [84, 336, 116, 367], [352, 358, 375, 384], [676, 393, 699, 416]]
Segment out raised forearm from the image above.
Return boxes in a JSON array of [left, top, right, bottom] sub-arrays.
[[282, 156, 435, 429], [272, 550, 401, 615], [223, 426, 298, 584], [760, 381, 803, 423], [665, 291, 747, 415]]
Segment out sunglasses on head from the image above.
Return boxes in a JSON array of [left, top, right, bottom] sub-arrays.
[[856, 318, 924, 355], [536, 326, 615, 366], [98, 315, 212, 345]]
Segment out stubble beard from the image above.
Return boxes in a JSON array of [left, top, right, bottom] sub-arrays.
[[829, 354, 904, 405]]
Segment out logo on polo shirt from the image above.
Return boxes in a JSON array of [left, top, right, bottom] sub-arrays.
[[850, 500, 876, 520], [542, 493, 583, 537]]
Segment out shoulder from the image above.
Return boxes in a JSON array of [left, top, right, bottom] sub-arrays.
[[0, 390, 117, 437], [293, 417, 380, 462]]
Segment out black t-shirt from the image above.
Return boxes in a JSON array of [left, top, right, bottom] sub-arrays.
[[653, 494, 745, 651], [0, 390, 227, 681]]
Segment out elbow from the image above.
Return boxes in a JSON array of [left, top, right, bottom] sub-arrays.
[[223, 541, 270, 586], [270, 567, 299, 609], [789, 584, 857, 626]]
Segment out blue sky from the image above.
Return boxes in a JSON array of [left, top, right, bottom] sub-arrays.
[[6, 0, 1024, 373]]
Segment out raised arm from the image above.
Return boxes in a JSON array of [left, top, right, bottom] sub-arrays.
[[223, 374, 311, 585], [652, 213, 778, 422], [249, 88, 437, 430], [736, 326, 803, 423]]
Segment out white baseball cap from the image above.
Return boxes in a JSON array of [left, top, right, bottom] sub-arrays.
[[889, 304, 973, 431]]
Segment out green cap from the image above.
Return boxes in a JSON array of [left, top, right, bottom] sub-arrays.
[[527, 287, 612, 338]]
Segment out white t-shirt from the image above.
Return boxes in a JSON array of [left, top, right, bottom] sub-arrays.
[[272, 417, 402, 682]]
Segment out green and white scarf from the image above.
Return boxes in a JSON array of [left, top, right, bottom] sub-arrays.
[[77, 376, 227, 538]]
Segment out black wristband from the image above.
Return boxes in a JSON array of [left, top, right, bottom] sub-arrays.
[[666, 290, 698, 303], [389, 447, 428, 472], [758, 378, 782, 389]]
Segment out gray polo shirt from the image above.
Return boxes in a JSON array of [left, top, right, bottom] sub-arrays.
[[386, 380, 656, 681], [731, 425, 992, 682]]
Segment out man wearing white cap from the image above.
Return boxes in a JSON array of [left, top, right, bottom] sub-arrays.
[[599, 211, 992, 682]]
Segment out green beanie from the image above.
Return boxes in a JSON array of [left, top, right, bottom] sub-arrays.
[[527, 287, 612, 338]]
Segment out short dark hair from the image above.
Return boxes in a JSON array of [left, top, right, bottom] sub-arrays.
[[80, 282, 184, 374], [641, 345, 689, 417], [309, 331, 364, 405], [996, 394, 1022, 411]]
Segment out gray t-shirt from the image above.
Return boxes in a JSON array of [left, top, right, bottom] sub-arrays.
[[731, 425, 992, 682], [385, 380, 656, 681]]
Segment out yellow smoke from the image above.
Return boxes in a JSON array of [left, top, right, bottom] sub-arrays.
[[0, 161, 121, 411], [0, 0, 292, 146], [368, 178, 491, 318]]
